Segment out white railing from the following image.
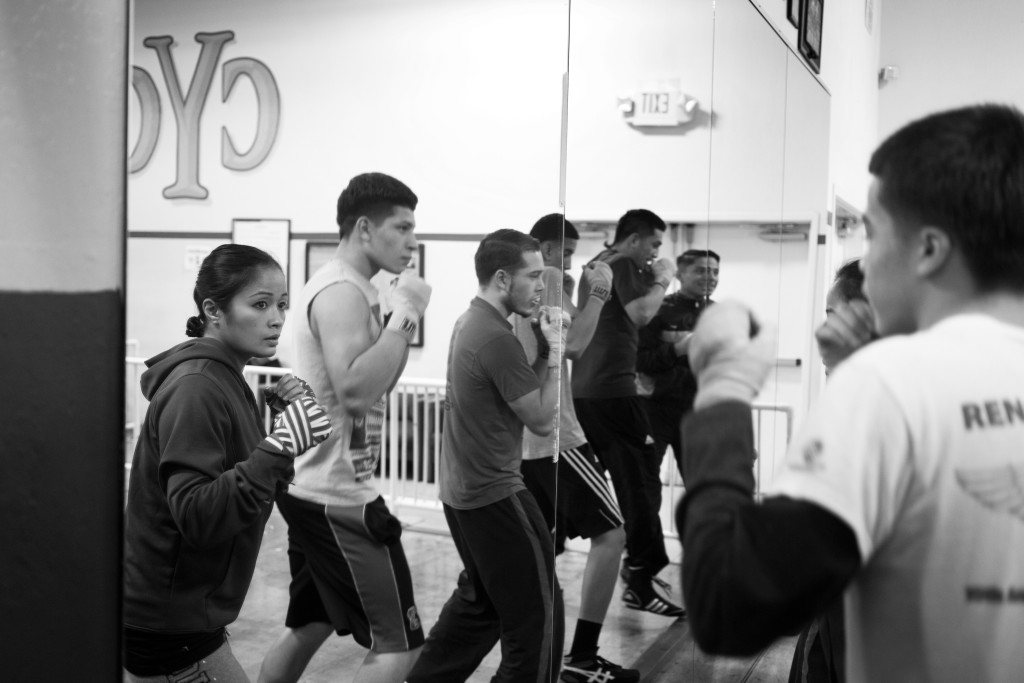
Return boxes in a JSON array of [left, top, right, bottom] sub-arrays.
[[125, 358, 791, 542]]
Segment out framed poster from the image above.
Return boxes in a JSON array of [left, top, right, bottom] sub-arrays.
[[787, 0, 801, 28], [799, 0, 824, 73], [233, 218, 291, 281], [304, 241, 426, 348], [305, 240, 337, 282]]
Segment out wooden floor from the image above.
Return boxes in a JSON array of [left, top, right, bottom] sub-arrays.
[[223, 505, 796, 682]]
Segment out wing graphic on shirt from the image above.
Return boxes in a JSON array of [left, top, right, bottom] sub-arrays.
[[955, 463, 1024, 522]]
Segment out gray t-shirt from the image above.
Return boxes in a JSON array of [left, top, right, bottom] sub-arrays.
[[439, 297, 540, 509]]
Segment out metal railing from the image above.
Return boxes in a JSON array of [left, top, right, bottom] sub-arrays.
[[125, 358, 791, 540]]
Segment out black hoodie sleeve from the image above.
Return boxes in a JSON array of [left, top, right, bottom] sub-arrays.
[[155, 373, 293, 549], [676, 401, 861, 655]]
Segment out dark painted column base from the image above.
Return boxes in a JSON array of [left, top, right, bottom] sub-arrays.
[[0, 290, 124, 680]]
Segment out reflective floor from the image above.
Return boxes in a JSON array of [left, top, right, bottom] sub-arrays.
[[227, 505, 796, 682]]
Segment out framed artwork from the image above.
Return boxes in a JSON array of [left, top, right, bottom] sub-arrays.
[[787, 0, 801, 28], [305, 240, 337, 282], [799, 0, 824, 74], [304, 241, 426, 348], [233, 218, 291, 281]]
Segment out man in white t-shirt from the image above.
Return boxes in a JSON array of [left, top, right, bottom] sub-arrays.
[[676, 103, 1024, 683]]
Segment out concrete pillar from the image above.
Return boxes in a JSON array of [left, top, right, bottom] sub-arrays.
[[0, 0, 128, 678]]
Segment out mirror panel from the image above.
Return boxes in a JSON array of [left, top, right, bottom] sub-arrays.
[[126, 0, 831, 676]]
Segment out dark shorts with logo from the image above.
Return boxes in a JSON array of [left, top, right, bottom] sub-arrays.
[[276, 493, 424, 652]]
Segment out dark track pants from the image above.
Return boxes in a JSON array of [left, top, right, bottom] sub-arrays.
[[407, 489, 564, 683], [575, 396, 670, 578], [642, 397, 689, 484]]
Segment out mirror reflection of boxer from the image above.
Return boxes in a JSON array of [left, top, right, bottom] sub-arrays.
[[572, 209, 686, 618], [636, 249, 719, 481]]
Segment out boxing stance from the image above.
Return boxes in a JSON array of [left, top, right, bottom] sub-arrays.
[[124, 244, 331, 681], [259, 173, 430, 683], [679, 104, 1024, 683]]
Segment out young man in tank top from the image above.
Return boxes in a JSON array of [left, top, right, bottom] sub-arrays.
[[259, 173, 431, 683]]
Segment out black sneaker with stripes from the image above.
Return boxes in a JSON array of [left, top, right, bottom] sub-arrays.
[[560, 653, 640, 682], [621, 573, 686, 619]]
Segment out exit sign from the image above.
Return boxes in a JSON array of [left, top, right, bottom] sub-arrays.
[[629, 79, 687, 127]]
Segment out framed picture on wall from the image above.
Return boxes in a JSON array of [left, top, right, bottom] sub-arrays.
[[233, 218, 291, 281], [305, 241, 337, 282], [304, 241, 426, 348], [799, 0, 824, 73], [787, 0, 801, 28]]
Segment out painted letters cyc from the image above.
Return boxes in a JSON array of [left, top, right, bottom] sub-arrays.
[[129, 66, 161, 173]]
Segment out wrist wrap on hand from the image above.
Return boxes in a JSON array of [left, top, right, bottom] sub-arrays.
[[263, 397, 332, 458], [385, 308, 420, 345]]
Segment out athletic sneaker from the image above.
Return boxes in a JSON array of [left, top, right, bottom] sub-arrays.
[[622, 573, 686, 618], [561, 653, 640, 682]]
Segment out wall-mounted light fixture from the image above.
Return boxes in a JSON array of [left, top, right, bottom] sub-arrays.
[[878, 65, 900, 87], [677, 93, 699, 122]]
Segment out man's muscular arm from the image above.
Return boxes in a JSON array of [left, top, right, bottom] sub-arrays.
[[310, 282, 408, 415]]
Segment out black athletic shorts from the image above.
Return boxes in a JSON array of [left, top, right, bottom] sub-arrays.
[[521, 443, 623, 549], [276, 493, 424, 652]]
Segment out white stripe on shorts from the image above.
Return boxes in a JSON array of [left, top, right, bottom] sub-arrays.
[[560, 446, 624, 526]]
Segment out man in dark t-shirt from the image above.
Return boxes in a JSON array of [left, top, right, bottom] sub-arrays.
[[408, 229, 568, 683], [572, 208, 686, 618]]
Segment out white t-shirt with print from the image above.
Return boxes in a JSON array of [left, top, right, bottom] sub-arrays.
[[770, 314, 1024, 683]]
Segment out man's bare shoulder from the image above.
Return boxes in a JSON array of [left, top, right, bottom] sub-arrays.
[[309, 280, 373, 338]]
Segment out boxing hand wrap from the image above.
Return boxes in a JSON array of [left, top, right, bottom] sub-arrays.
[[385, 269, 431, 345], [262, 396, 332, 458], [264, 376, 317, 414], [583, 261, 613, 303], [693, 344, 774, 410], [540, 306, 572, 367], [651, 257, 674, 289], [690, 302, 775, 410]]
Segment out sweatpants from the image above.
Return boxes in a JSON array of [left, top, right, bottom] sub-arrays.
[[575, 395, 670, 578], [407, 489, 564, 683]]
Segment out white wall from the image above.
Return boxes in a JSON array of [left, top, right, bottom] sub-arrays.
[[878, 0, 1024, 140], [129, 0, 570, 378], [1, 0, 126, 290], [748, 0, 883, 218]]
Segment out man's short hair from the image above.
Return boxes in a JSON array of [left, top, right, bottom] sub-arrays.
[[475, 229, 540, 285], [610, 209, 666, 245], [868, 103, 1024, 292], [832, 258, 866, 303], [678, 249, 721, 269], [336, 172, 418, 239], [530, 213, 580, 243]]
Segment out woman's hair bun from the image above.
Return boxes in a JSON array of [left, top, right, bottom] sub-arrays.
[[185, 315, 205, 338]]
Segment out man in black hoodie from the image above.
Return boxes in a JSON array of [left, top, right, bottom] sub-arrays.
[[636, 249, 719, 480]]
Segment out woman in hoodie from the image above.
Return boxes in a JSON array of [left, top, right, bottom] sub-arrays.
[[123, 244, 332, 682]]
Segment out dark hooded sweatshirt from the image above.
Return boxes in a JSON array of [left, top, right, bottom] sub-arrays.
[[123, 338, 293, 671]]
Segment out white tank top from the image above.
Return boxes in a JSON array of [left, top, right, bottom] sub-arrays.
[[288, 258, 384, 506]]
